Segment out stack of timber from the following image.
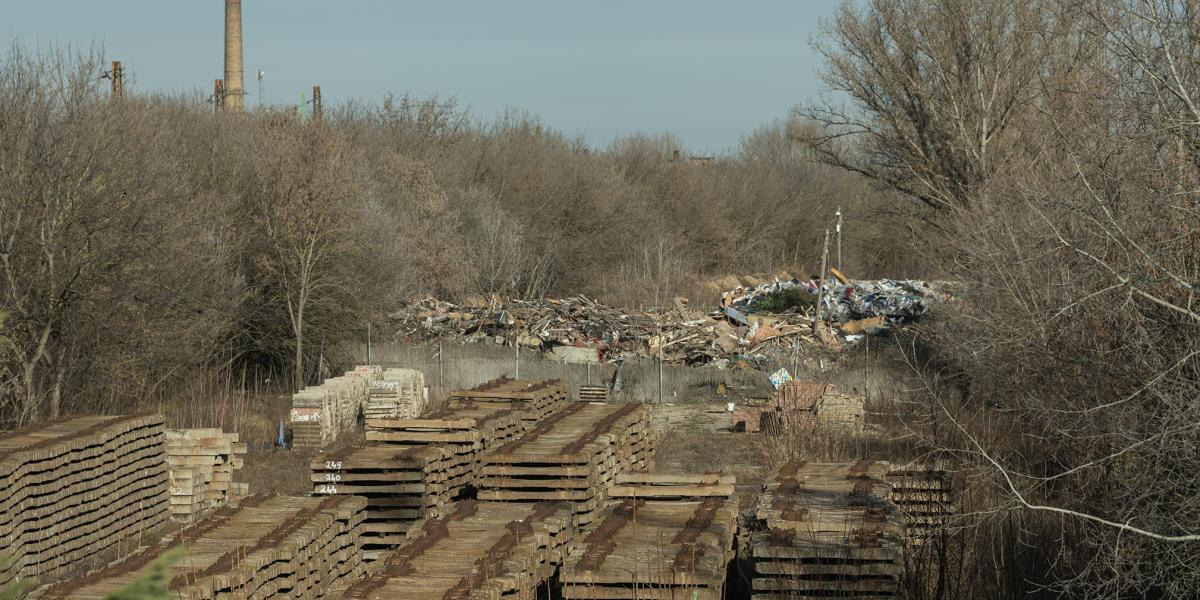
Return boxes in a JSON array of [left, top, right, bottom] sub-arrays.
[[343, 500, 574, 600], [41, 494, 367, 600], [165, 428, 248, 522], [477, 402, 655, 525], [887, 460, 955, 542], [448, 378, 572, 424], [365, 368, 427, 420], [365, 397, 528, 491], [577, 384, 609, 402], [0, 415, 169, 589], [290, 366, 380, 449], [324, 379, 559, 560], [814, 392, 866, 430], [311, 444, 461, 559], [749, 460, 904, 599], [562, 473, 739, 600]]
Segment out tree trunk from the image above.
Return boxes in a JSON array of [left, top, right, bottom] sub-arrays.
[[294, 318, 304, 391], [50, 362, 64, 419]]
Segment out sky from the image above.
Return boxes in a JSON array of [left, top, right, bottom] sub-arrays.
[[4, 1, 842, 153]]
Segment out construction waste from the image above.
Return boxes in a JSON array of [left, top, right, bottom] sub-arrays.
[[723, 273, 948, 324], [387, 275, 948, 369]]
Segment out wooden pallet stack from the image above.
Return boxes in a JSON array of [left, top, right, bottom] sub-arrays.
[[318, 383, 545, 559], [343, 500, 574, 600], [165, 428, 248, 522], [365, 368, 427, 420], [290, 367, 379, 449], [310, 444, 461, 559], [577, 384, 608, 402], [477, 402, 655, 525], [562, 473, 739, 600], [448, 378, 572, 424], [814, 392, 866, 430], [41, 494, 367, 599], [749, 460, 905, 599], [887, 460, 955, 543], [365, 400, 527, 491], [0, 415, 170, 590]]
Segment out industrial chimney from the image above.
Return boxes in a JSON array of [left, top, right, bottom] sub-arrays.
[[223, 0, 244, 111]]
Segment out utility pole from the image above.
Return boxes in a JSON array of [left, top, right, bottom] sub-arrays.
[[109, 61, 123, 99], [813, 229, 831, 336], [213, 79, 225, 112], [835, 207, 843, 272], [312, 85, 323, 121], [256, 70, 265, 109]]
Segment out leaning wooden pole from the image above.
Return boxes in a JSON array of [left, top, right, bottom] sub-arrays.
[[813, 229, 831, 336]]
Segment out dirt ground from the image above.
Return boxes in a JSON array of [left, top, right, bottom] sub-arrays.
[[649, 401, 772, 512]]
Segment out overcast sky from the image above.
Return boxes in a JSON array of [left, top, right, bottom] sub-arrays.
[[5, 1, 841, 153]]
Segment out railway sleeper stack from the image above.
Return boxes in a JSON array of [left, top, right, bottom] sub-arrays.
[[365, 368, 427, 420], [41, 494, 367, 600], [477, 402, 655, 526], [562, 473, 739, 600], [749, 460, 905, 600], [343, 500, 574, 600], [311, 444, 461, 559], [365, 397, 527, 491], [0, 414, 170, 589], [887, 460, 955, 543], [166, 428, 248, 522], [577, 384, 608, 402], [327, 382, 542, 559], [290, 366, 379, 449], [448, 378, 572, 425]]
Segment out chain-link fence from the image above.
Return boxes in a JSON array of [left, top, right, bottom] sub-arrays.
[[356, 341, 774, 405]]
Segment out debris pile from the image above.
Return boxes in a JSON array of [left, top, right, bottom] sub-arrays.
[[749, 460, 904, 599], [343, 500, 574, 600], [41, 494, 367, 600], [724, 274, 945, 326], [0, 415, 170, 589], [562, 474, 738, 600], [166, 428, 248, 522], [389, 295, 821, 367], [389, 275, 947, 368]]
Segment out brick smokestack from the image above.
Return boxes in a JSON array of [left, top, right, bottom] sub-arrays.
[[224, 0, 244, 111]]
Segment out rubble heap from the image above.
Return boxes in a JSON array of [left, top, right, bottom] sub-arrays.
[[389, 295, 820, 367]]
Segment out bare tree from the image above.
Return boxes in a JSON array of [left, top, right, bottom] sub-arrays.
[[804, 0, 1200, 596], [248, 121, 368, 389]]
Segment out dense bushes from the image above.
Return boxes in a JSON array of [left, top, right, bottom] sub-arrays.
[[804, 0, 1200, 596], [0, 45, 918, 426]]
